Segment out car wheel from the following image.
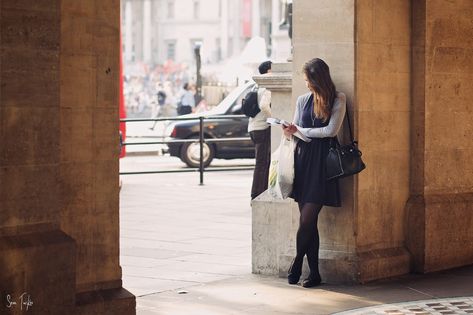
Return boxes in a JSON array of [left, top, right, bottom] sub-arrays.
[[180, 139, 215, 168]]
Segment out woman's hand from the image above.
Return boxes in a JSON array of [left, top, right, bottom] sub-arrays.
[[282, 123, 297, 138]]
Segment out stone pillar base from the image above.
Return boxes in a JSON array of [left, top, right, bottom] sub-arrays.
[[253, 194, 411, 283], [357, 247, 411, 283], [252, 193, 296, 276], [0, 226, 76, 315], [279, 251, 359, 283], [280, 247, 410, 284], [0, 225, 135, 314], [408, 193, 473, 273], [75, 288, 136, 315]]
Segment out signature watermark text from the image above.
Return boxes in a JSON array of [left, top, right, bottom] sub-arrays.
[[5, 293, 33, 311]]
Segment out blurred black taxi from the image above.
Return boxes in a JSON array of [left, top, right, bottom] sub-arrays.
[[163, 82, 256, 168]]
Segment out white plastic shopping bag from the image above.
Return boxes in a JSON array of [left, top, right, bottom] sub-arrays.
[[268, 136, 295, 199]]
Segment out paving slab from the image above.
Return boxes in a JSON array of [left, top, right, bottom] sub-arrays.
[[120, 156, 473, 314], [136, 271, 473, 315], [120, 157, 253, 299]]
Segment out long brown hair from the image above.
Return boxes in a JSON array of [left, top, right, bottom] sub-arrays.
[[303, 58, 336, 122]]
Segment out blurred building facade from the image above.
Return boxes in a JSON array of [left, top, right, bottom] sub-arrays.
[[120, 0, 292, 117], [120, 0, 292, 66]]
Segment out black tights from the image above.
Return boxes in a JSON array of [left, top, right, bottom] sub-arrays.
[[295, 202, 322, 276]]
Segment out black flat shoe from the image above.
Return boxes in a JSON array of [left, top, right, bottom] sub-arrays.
[[287, 258, 302, 285], [302, 274, 321, 288], [287, 272, 301, 285]]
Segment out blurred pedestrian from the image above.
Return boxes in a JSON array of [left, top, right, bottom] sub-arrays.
[[249, 60, 272, 200], [149, 89, 167, 130], [177, 83, 195, 115]]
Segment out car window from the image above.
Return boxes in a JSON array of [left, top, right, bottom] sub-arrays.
[[226, 85, 253, 115], [231, 103, 242, 115], [205, 82, 255, 116]]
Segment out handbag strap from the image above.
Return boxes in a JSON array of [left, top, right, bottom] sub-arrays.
[[345, 107, 355, 143]]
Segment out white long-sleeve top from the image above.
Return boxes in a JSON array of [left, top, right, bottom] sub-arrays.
[[292, 91, 346, 138], [181, 90, 195, 107], [248, 88, 272, 132]]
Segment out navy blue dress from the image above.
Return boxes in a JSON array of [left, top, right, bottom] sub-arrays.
[[291, 94, 341, 207]]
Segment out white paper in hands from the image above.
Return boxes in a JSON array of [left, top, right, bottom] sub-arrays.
[[266, 118, 311, 142], [266, 117, 290, 127]]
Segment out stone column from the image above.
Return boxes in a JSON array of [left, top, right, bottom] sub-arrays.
[[353, 0, 412, 282], [255, 63, 293, 151], [252, 62, 302, 278], [124, 1, 133, 62], [292, 0, 412, 283], [60, 1, 135, 313], [252, 0, 261, 37], [143, 0, 152, 63], [220, 0, 229, 59], [270, 0, 292, 62], [0, 0, 135, 313], [407, 0, 473, 273], [250, 0, 473, 284], [291, 0, 365, 283], [0, 1, 77, 314]]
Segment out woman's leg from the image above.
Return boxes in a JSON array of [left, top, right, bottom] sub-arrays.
[[298, 202, 323, 287], [304, 203, 323, 287], [288, 202, 322, 284]]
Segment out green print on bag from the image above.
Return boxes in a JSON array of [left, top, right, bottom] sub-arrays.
[[268, 160, 278, 188]]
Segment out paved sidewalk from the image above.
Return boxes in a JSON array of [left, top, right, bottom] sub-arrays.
[[120, 157, 473, 315], [120, 160, 252, 297]]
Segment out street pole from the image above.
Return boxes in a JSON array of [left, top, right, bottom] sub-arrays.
[[194, 42, 202, 100]]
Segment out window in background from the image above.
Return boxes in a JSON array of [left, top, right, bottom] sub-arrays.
[[228, 37, 233, 57], [167, 1, 174, 19], [216, 38, 222, 62], [193, 1, 200, 19], [166, 41, 176, 60]]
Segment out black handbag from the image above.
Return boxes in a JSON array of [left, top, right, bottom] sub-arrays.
[[326, 109, 365, 180]]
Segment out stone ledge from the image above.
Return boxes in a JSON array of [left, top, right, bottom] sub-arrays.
[[357, 247, 411, 283], [0, 222, 59, 237], [76, 279, 124, 294], [253, 73, 293, 91], [75, 287, 136, 315], [407, 192, 473, 273], [252, 62, 293, 91], [0, 228, 76, 315]]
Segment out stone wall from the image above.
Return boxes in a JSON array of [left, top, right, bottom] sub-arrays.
[[292, 0, 358, 282], [0, 1, 75, 313], [0, 0, 135, 313], [1, 0, 61, 231], [288, 0, 412, 282], [407, 0, 473, 273], [60, 0, 122, 294], [287, 0, 473, 282], [355, 0, 411, 281]]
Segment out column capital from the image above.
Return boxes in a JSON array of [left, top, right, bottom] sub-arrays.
[[252, 62, 292, 91]]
